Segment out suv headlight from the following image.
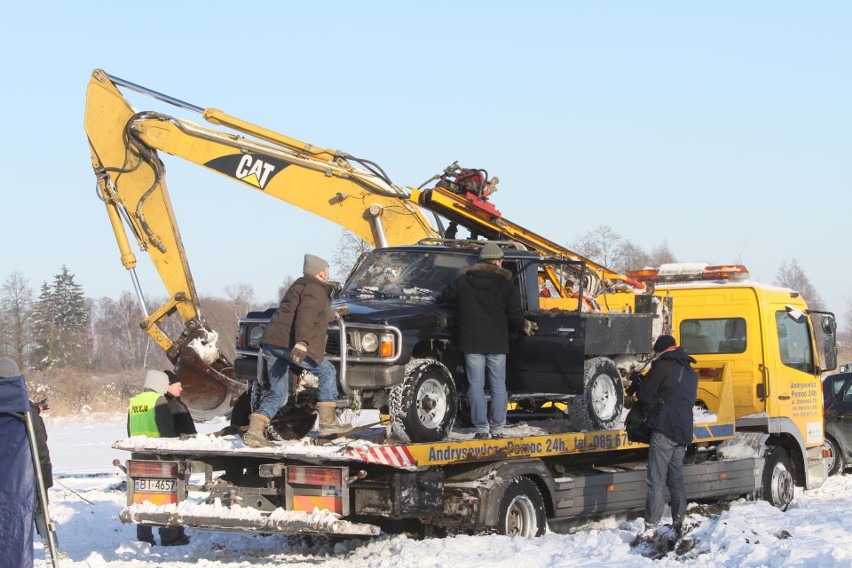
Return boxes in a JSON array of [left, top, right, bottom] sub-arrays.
[[360, 332, 379, 353], [248, 325, 266, 348]]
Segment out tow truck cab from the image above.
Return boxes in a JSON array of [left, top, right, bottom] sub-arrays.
[[629, 262, 837, 490]]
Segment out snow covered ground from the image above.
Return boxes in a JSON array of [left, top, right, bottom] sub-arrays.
[[36, 414, 852, 568]]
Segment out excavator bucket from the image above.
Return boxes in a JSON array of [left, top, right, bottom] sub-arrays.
[[172, 336, 246, 421]]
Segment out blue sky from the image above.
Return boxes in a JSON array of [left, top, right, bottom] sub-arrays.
[[2, 2, 850, 328]]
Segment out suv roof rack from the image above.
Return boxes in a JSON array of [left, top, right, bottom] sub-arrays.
[[415, 238, 529, 251]]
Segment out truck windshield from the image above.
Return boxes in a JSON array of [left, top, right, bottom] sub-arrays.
[[341, 250, 476, 300]]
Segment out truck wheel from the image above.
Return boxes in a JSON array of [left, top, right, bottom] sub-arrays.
[[390, 360, 457, 443], [572, 357, 624, 431], [761, 446, 794, 510], [824, 436, 844, 477], [496, 477, 547, 537]]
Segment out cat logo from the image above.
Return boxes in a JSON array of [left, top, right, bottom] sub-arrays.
[[204, 153, 289, 190]]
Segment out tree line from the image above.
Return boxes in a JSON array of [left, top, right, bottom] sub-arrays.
[[0, 226, 847, 377]]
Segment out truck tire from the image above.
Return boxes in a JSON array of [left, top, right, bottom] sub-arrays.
[[824, 436, 844, 477], [496, 477, 547, 537], [390, 360, 457, 443], [761, 446, 794, 510], [571, 357, 624, 431]]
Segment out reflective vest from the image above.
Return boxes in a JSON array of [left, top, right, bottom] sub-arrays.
[[128, 391, 163, 437]]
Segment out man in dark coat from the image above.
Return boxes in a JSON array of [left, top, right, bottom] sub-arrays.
[[127, 370, 189, 546], [634, 335, 698, 533], [245, 254, 348, 447], [164, 371, 197, 437], [441, 242, 527, 439]]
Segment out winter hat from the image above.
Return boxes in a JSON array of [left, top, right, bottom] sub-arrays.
[[143, 370, 170, 395], [0, 356, 21, 378], [165, 370, 181, 385], [653, 335, 677, 353], [479, 242, 504, 261], [303, 254, 329, 276]]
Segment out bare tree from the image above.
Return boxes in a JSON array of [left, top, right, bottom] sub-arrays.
[[648, 241, 678, 268], [775, 259, 825, 310], [92, 292, 154, 371], [332, 229, 371, 281], [613, 242, 651, 274], [0, 271, 34, 370], [224, 283, 257, 319], [838, 302, 852, 367], [571, 226, 677, 276], [276, 275, 296, 303]]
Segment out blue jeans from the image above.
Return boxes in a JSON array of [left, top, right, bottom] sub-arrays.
[[254, 346, 339, 420], [645, 430, 687, 525], [464, 353, 507, 434]]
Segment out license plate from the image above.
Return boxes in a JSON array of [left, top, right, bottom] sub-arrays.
[[135, 478, 177, 493]]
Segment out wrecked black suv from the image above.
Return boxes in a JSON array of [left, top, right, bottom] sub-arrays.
[[235, 241, 663, 443]]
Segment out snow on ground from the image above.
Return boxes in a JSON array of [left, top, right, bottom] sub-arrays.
[[36, 414, 852, 568]]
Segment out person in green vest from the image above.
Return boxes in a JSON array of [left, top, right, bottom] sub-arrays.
[[127, 370, 189, 546]]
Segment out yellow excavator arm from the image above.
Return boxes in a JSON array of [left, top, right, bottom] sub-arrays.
[[84, 69, 438, 416]]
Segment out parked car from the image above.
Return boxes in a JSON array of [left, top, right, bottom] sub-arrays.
[[823, 372, 852, 476]]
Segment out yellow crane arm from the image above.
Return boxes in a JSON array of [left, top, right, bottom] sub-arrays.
[[84, 69, 438, 416]]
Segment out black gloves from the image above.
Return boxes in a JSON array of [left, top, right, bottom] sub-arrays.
[[626, 372, 644, 396]]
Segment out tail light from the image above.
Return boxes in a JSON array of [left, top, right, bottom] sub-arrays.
[[129, 460, 179, 478], [285, 466, 348, 515], [287, 467, 342, 486]]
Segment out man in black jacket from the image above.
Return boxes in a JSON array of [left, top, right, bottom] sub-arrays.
[[164, 371, 197, 437], [635, 335, 698, 533], [442, 242, 527, 439]]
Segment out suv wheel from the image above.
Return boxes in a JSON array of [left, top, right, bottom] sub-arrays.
[[571, 357, 624, 431], [390, 360, 457, 443]]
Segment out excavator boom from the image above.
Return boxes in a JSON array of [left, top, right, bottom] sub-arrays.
[[85, 70, 438, 417]]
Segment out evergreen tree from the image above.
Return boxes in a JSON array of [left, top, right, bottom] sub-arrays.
[[30, 282, 56, 370], [30, 265, 90, 369]]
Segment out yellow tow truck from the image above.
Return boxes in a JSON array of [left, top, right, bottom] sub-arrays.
[[84, 70, 836, 538]]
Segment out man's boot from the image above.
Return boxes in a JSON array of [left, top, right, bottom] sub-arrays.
[[317, 402, 350, 436], [243, 413, 271, 448]]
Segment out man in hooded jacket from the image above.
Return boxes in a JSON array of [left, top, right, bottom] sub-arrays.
[[634, 335, 698, 533], [441, 242, 527, 439]]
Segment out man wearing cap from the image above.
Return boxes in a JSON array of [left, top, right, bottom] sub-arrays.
[[164, 371, 196, 438], [441, 242, 528, 439], [246, 254, 348, 447], [127, 370, 189, 546], [633, 335, 698, 535]]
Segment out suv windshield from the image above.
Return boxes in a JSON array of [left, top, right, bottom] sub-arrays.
[[341, 250, 476, 300]]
